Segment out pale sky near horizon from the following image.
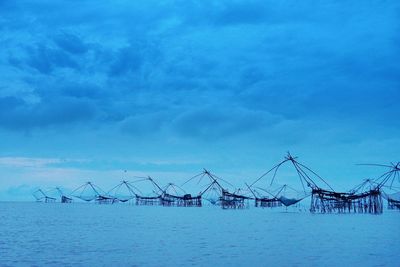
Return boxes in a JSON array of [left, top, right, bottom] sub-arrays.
[[0, 1, 399, 200]]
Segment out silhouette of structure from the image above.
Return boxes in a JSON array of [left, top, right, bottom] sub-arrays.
[[55, 187, 73, 203], [248, 153, 314, 209], [388, 197, 400, 210], [248, 152, 385, 213], [360, 162, 400, 211], [182, 169, 251, 209], [32, 155, 399, 215], [253, 153, 384, 214], [159, 182, 202, 207], [311, 179, 382, 214], [246, 185, 282, 208], [71, 182, 115, 204], [220, 188, 252, 209], [131, 176, 163, 206], [32, 189, 56, 203], [108, 180, 137, 203]]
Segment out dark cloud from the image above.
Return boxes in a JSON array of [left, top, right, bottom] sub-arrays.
[[0, 0, 18, 15], [305, 88, 400, 120], [0, 96, 97, 130], [7, 56, 23, 69], [0, 96, 24, 110], [1, 1, 400, 196], [176, 1, 278, 27], [120, 112, 168, 136], [26, 45, 79, 74], [213, 1, 270, 25], [53, 32, 89, 54], [0, 0, 398, 142], [109, 46, 143, 76], [172, 107, 281, 140], [59, 83, 104, 99]]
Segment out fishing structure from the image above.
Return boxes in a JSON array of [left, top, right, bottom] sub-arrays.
[[360, 162, 400, 211], [182, 170, 223, 206], [310, 179, 383, 214], [55, 187, 73, 203], [32, 188, 72, 203], [220, 188, 252, 209], [387, 194, 400, 210], [71, 182, 115, 204], [108, 180, 137, 203], [31, 154, 399, 214], [248, 153, 316, 209], [247, 152, 384, 214], [159, 182, 202, 207], [251, 184, 307, 208], [252, 153, 384, 214], [246, 185, 282, 208], [132, 176, 163, 206], [311, 166, 392, 215], [32, 189, 56, 203], [182, 169, 252, 209], [343, 179, 383, 214]]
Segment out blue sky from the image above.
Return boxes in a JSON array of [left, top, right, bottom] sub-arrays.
[[0, 1, 399, 200]]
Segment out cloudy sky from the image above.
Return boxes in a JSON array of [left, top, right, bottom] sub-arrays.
[[0, 1, 399, 200]]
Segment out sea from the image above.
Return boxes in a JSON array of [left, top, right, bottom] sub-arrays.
[[0, 202, 399, 266]]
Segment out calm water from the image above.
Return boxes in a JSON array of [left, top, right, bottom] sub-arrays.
[[0, 202, 399, 266]]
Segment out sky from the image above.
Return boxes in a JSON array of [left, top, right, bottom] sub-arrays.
[[0, 0, 399, 200]]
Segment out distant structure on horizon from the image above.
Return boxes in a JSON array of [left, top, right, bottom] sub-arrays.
[[32, 153, 400, 214]]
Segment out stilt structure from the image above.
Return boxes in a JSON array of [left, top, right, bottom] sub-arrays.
[[384, 186, 400, 210], [246, 185, 282, 208], [360, 162, 400, 211], [347, 179, 383, 213], [182, 170, 223, 206], [310, 179, 383, 214], [220, 188, 252, 209], [160, 183, 202, 207], [248, 153, 315, 210], [108, 181, 138, 203], [32, 189, 56, 203], [310, 162, 400, 215], [31, 158, 398, 215], [388, 196, 400, 210], [71, 182, 115, 204], [254, 152, 383, 213], [182, 169, 251, 209], [131, 176, 163, 206], [55, 187, 73, 203]]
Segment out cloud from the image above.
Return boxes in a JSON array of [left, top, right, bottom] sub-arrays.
[[0, 96, 24, 109], [176, 1, 284, 27], [1, 0, 397, 130], [0, 0, 399, 196], [0, 96, 97, 130], [0, 157, 62, 168], [53, 32, 89, 54], [26, 45, 79, 74], [109, 46, 143, 76], [0, 157, 89, 168], [212, 1, 270, 26], [120, 111, 168, 136], [172, 106, 282, 140]]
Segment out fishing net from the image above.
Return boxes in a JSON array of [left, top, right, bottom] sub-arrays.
[[129, 176, 163, 205], [71, 182, 114, 203], [108, 181, 138, 203], [32, 189, 56, 203], [248, 153, 320, 209]]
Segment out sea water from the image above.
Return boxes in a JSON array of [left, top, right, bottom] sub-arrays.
[[0, 202, 399, 266]]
